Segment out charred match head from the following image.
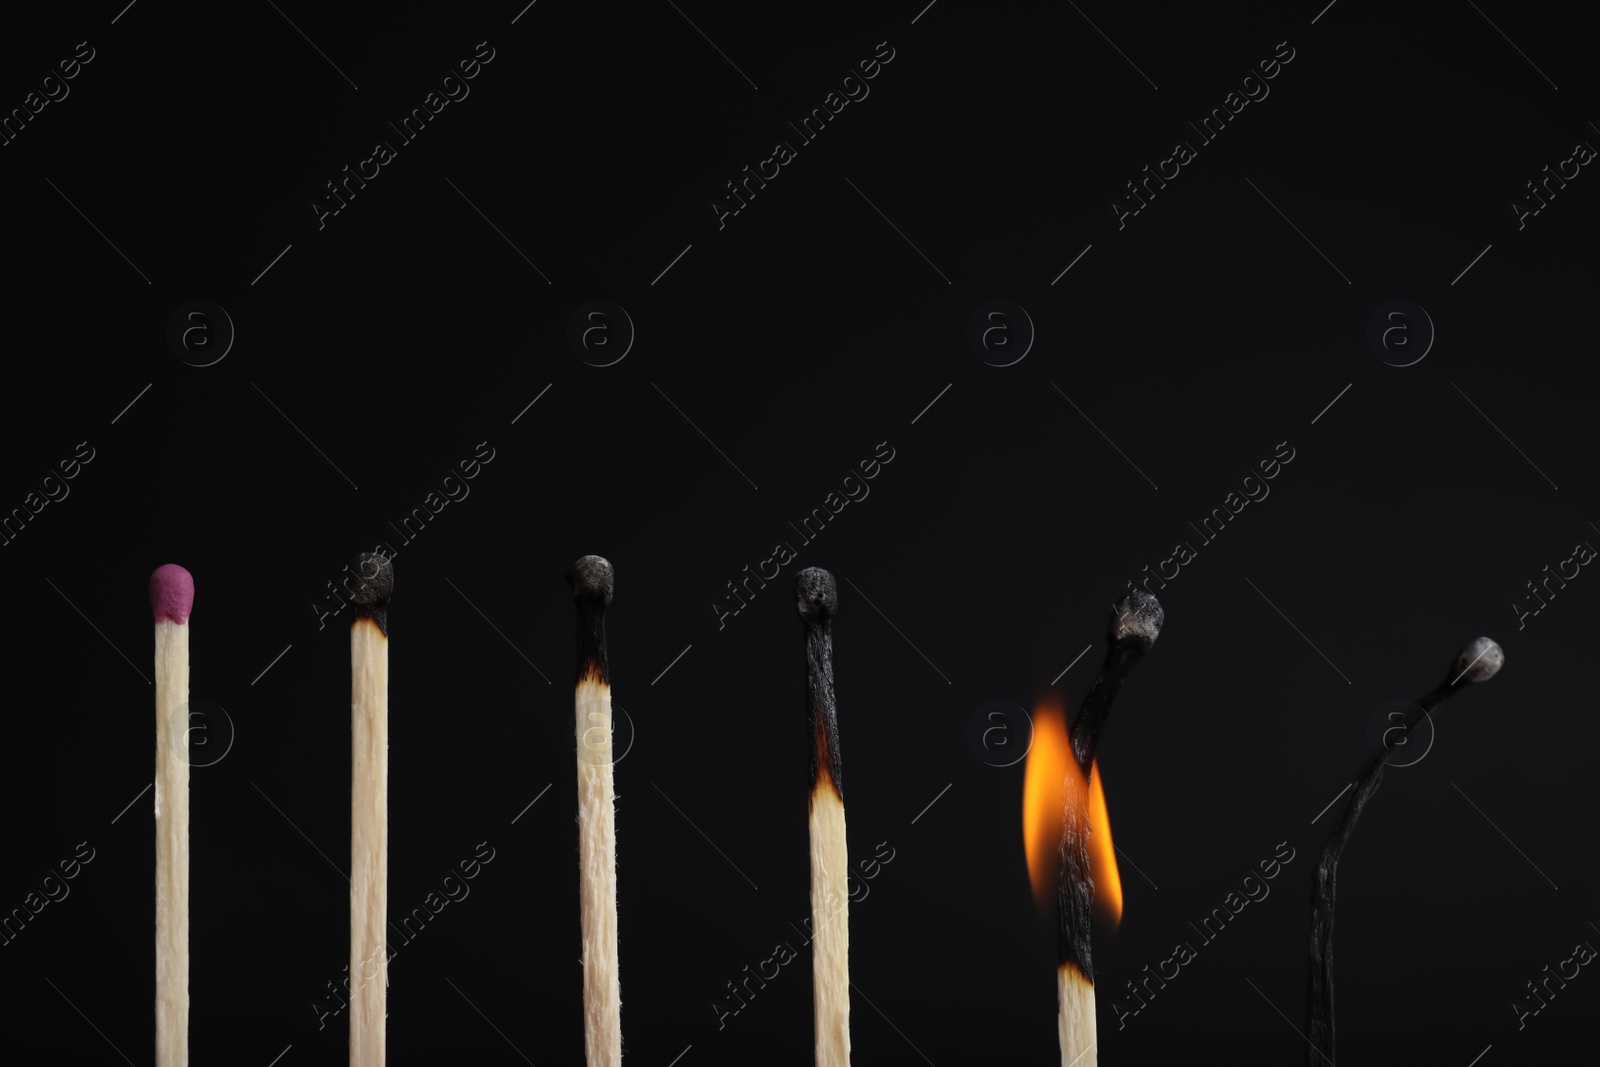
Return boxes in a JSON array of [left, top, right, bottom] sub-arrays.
[[350, 552, 393, 636], [149, 564, 194, 625], [795, 568, 843, 801], [568, 555, 613, 685], [1069, 591, 1165, 778], [1449, 636, 1504, 687]]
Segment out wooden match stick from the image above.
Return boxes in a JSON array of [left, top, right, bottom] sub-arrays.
[[151, 564, 193, 1067], [1305, 636, 1503, 1066], [795, 567, 851, 1067], [349, 553, 392, 1067], [1057, 591, 1163, 1067], [569, 555, 622, 1067]]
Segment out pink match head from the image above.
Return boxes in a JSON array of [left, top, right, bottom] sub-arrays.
[[149, 564, 194, 624]]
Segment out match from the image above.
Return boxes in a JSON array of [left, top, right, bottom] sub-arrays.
[[569, 555, 622, 1067], [349, 552, 392, 1067], [1057, 590, 1164, 1067], [1305, 635, 1504, 1066], [795, 567, 851, 1067], [151, 564, 193, 1067]]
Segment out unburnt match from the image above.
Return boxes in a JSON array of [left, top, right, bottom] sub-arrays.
[[795, 567, 851, 1067], [151, 564, 194, 1067], [569, 555, 622, 1067], [349, 552, 392, 1067], [1057, 591, 1164, 1067], [1305, 636, 1504, 1066]]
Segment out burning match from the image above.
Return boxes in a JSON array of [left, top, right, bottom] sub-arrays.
[[1054, 591, 1164, 1067], [1305, 636, 1504, 1065], [569, 555, 622, 1067], [795, 567, 851, 1067], [349, 552, 392, 1067], [151, 564, 193, 1067]]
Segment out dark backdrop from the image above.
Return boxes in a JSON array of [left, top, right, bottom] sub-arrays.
[[2, 1, 1595, 1064]]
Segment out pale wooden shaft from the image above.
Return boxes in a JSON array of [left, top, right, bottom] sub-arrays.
[[350, 620, 388, 1067], [1058, 966, 1097, 1067], [576, 678, 622, 1067], [809, 786, 851, 1067], [155, 619, 189, 1067]]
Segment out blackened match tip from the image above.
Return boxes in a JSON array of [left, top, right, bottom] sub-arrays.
[[1110, 589, 1163, 647], [1454, 636, 1504, 684], [794, 567, 837, 623], [350, 552, 393, 605], [568, 555, 614, 605], [149, 564, 194, 624]]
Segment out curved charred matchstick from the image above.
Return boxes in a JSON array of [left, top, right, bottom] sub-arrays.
[[1306, 636, 1504, 1067], [569, 555, 622, 1067], [1058, 591, 1164, 1067], [151, 564, 193, 1067], [796, 567, 851, 1067], [349, 552, 392, 1067]]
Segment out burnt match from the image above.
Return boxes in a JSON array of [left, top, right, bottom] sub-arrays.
[[349, 552, 392, 1067], [1305, 636, 1505, 1066], [1057, 590, 1164, 1067], [796, 567, 851, 1067], [568, 555, 622, 1067]]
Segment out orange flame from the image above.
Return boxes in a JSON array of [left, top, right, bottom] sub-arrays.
[[1022, 699, 1123, 927]]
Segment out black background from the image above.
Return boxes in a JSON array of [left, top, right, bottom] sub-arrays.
[[2, 1, 1596, 1064]]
